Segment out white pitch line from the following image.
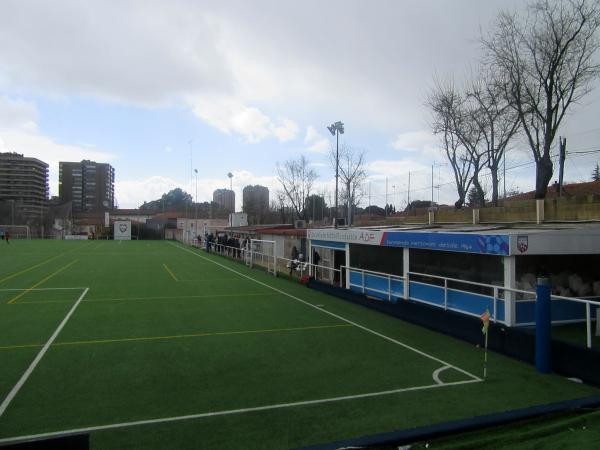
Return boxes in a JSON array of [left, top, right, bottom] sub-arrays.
[[0, 287, 87, 292], [173, 243, 483, 382], [0, 288, 89, 418], [432, 365, 451, 385], [0, 379, 480, 445]]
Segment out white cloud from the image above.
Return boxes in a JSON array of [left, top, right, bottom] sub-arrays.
[[116, 176, 180, 208], [0, 96, 38, 132], [272, 119, 299, 142], [0, 2, 232, 106], [304, 125, 330, 153], [190, 95, 298, 143], [391, 130, 439, 156], [0, 1, 491, 134], [368, 159, 430, 179]]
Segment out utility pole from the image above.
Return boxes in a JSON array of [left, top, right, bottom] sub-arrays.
[[558, 137, 566, 197], [346, 180, 351, 226], [407, 171, 411, 209], [368, 181, 371, 216], [431, 164, 434, 206], [385, 177, 388, 216], [503, 150, 506, 199], [194, 169, 198, 238]]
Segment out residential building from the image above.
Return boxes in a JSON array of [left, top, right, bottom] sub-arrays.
[[213, 188, 235, 213], [242, 185, 269, 224], [0, 152, 49, 225], [59, 160, 115, 212]]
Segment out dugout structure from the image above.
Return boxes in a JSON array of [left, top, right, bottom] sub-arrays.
[[307, 225, 600, 334]]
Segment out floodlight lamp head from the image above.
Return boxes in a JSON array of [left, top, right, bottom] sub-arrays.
[[227, 172, 233, 178], [327, 125, 335, 136]]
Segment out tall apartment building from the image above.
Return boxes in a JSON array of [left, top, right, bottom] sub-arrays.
[[0, 152, 49, 224], [212, 189, 235, 213], [242, 185, 269, 224], [59, 160, 115, 212]]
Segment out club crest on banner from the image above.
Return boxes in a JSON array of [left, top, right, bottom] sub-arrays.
[[114, 221, 132, 240], [517, 235, 528, 253]]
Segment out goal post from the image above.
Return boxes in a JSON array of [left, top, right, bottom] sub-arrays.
[[0, 225, 30, 240], [249, 239, 277, 277]]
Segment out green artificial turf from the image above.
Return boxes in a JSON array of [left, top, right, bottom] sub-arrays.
[[0, 240, 598, 449], [552, 322, 600, 348], [405, 409, 600, 449]]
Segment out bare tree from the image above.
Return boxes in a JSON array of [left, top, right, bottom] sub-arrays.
[[276, 155, 318, 220], [329, 144, 367, 225], [467, 68, 521, 206], [427, 78, 484, 208], [483, 0, 600, 198]]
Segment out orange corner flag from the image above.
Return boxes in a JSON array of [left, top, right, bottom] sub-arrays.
[[481, 308, 490, 335]]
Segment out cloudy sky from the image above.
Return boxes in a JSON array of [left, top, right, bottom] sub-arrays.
[[1, 0, 599, 209]]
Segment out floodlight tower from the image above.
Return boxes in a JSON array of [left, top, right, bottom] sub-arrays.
[[227, 172, 233, 191], [327, 121, 344, 228], [194, 169, 198, 230], [227, 172, 234, 212]]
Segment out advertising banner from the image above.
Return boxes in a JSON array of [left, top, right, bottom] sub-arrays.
[[308, 228, 510, 255], [114, 220, 132, 240]]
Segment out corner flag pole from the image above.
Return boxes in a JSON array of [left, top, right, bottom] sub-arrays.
[[481, 308, 490, 379]]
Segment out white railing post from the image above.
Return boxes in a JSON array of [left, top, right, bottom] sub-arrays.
[[388, 275, 391, 301], [361, 270, 365, 294], [586, 302, 592, 349], [493, 287, 498, 322], [503, 256, 516, 326], [444, 279, 448, 310]]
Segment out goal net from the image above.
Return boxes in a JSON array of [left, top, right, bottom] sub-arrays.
[[0, 225, 30, 240], [249, 239, 277, 276]]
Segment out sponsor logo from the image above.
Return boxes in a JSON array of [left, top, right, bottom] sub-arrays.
[[517, 235, 528, 253], [358, 232, 376, 242], [307, 229, 380, 244]]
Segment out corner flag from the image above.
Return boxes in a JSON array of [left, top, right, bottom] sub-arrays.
[[481, 308, 490, 379], [481, 308, 490, 335]]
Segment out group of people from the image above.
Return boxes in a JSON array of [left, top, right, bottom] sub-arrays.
[[288, 246, 322, 277], [201, 233, 323, 279], [0, 230, 10, 244], [204, 232, 248, 259]]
